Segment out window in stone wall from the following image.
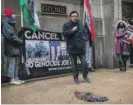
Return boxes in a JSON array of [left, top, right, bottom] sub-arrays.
[[122, 1, 133, 20]]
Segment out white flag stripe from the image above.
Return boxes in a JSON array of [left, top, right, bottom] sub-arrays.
[[57, 46, 61, 57], [33, 0, 40, 28], [51, 46, 55, 61]]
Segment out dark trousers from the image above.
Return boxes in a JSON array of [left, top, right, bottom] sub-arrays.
[[70, 53, 88, 78], [116, 54, 128, 69]]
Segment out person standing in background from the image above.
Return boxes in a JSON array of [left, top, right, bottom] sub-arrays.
[[2, 8, 25, 85], [114, 21, 130, 71]]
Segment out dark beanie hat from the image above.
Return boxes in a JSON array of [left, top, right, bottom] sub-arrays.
[[4, 8, 14, 16]]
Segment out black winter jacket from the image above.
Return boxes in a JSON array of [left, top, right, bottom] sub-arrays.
[[2, 21, 22, 57], [62, 20, 87, 54]]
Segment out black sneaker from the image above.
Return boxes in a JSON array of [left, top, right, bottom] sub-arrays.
[[84, 77, 91, 84], [74, 77, 79, 84]]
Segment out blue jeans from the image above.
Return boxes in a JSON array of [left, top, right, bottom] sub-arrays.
[[7, 57, 19, 78]]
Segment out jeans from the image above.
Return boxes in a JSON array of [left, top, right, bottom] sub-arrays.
[[7, 57, 19, 78], [70, 53, 88, 78]]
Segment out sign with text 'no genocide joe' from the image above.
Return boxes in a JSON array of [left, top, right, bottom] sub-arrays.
[[22, 28, 73, 73]]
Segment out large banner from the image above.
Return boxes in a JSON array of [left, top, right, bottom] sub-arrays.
[[1, 28, 82, 83], [23, 28, 74, 73]]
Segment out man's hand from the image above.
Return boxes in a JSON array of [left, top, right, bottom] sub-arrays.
[[72, 26, 78, 32]]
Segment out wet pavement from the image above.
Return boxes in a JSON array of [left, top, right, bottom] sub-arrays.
[[1, 68, 133, 104]]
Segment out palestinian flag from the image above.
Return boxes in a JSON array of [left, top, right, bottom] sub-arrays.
[[20, 0, 40, 31]]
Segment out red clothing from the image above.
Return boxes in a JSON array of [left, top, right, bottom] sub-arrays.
[[4, 8, 14, 16]]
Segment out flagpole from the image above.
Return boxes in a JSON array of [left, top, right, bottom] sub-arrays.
[[21, 8, 24, 27], [20, 8, 24, 64], [20, 1, 31, 75], [83, 0, 85, 25]]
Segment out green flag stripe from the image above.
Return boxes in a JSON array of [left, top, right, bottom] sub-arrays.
[[20, 0, 38, 31]]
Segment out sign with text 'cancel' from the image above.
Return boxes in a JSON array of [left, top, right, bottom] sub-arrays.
[[41, 4, 67, 15]]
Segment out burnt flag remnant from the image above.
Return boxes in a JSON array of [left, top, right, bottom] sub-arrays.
[[74, 91, 109, 102]]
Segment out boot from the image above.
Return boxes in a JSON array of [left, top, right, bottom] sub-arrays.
[[119, 63, 123, 71], [73, 77, 79, 84], [123, 61, 127, 71]]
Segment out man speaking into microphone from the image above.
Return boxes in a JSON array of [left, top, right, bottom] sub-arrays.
[[62, 11, 91, 84]]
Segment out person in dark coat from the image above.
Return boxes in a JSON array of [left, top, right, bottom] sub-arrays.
[[62, 11, 91, 84], [2, 8, 25, 85]]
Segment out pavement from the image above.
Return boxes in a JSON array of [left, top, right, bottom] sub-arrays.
[[1, 68, 133, 104]]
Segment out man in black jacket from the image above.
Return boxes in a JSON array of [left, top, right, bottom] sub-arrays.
[[2, 8, 25, 85], [62, 11, 91, 84]]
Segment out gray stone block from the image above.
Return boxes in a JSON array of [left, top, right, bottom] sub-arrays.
[[91, 0, 102, 5], [93, 36, 104, 69], [103, 2, 114, 19], [39, 17, 68, 32], [114, 4, 122, 19], [103, 18, 115, 68], [4, 0, 21, 15], [91, 4, 102, 18], [94, 19, 103, 35], [16, 16, 21, 30], [103, 35, 115, 68], [104, 19, 113, 35], [102, 0, 113, 5], [45, 0, 81, 4], [114, 0, 121, 5], [36, 0, 81, 16], [1, 0, 4, 14]]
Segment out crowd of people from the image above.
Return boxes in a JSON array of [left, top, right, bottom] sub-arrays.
[[2, 8, 133, 85]]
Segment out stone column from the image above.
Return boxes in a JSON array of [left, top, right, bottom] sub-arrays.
[[91, 0, 104, 69], [102, 0, 122, 69]]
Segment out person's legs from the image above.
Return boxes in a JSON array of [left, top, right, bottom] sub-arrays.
[[7, 57, 21, 85], [116, 54, 123, 71], [121, 55, 129, 71], [15, 57, 25, 83], [79, 53, 91, 83], [7, 57, 15, 78], [70, 54, 79, 84], [14, 57, 19, 79], [123, 60, 127, 71]]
